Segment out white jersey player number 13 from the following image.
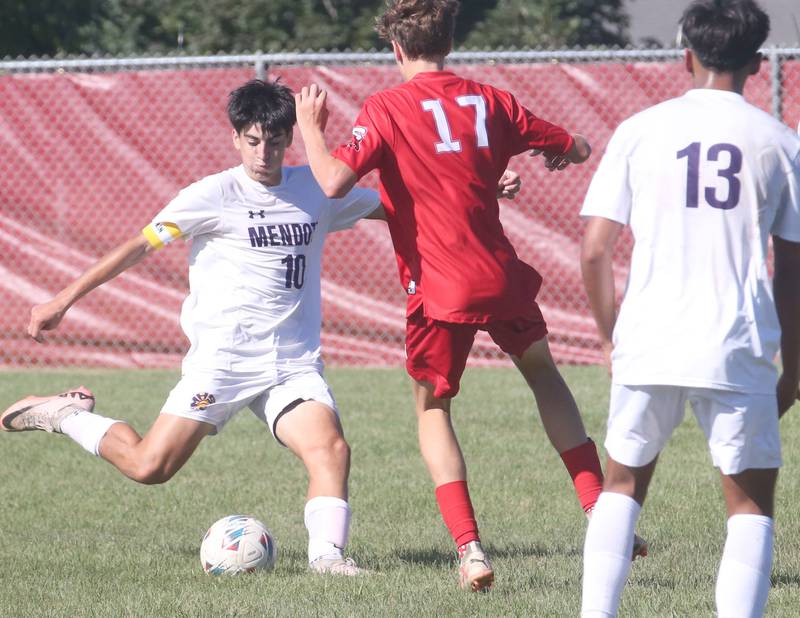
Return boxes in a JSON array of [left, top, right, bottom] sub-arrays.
[[677, 141, 742, 210]]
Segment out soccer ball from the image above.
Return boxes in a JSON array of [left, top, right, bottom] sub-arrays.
[[200, 515, 277, 575]]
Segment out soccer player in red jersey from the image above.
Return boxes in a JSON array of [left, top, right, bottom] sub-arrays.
[[296, 0, 633, 591]]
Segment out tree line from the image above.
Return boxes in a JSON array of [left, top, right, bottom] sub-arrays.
[[2, 0, 631, 58]]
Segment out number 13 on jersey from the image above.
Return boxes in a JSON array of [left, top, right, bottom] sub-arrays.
[[677, 142, 742, 210]]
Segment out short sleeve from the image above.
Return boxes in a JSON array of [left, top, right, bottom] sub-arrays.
[[331, 97, 388, 179], [502, 89, 574, 157], [329, 188, 381, 232], [142, 176, 223, 249], [580, 126, 633, 225], [771, 150, 800, 242]]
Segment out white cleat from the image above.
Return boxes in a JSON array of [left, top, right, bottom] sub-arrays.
[[458, 541, 494, 592], [0, 386, 95, 433], [309, 556, 367, 576]]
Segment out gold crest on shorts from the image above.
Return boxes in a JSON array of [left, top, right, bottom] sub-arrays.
[[190, 392, 216, 410]]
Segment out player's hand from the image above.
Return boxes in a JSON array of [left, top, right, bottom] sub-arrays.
[[28, 299, 68, 343], [295, 83, 329, 134], [777, 371, 800, 417], [531, 134, 591, 171], [497, 169, 521, 199], [530, 148, 571, 172]]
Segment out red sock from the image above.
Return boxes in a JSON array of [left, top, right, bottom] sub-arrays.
[[560, 438, 604, 513], [434, 480, 480, 547]]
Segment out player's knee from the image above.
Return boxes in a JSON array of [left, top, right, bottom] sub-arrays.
[[303, 434, 350, 470], [525, 353, 560, 377], [324, 434, 350, 466], [131, 457, 176, 485], [517, 351, 562, 386], [604, 459, 654, 504]]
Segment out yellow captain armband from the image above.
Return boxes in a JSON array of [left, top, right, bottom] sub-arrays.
[[142, 222, 182, 250]]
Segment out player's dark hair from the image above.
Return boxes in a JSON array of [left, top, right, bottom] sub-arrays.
[[376, 0, 459, 60], [227, 79, 295, 135], [679, 0, 769, 72]]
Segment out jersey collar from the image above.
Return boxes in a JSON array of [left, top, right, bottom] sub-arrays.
[[410, 70, 458, 81], [684, 88, 745, 102], [235, 165, 286, 193]]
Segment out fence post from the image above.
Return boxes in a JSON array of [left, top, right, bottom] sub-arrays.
[[255, 51, 266, 80], [769, 47, 782, 121]]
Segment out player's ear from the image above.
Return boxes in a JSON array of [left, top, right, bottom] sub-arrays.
[[391, 40, 403, 65], [232, 128, 241, 151], [748, 52, 763, 76], [286, 128, 293, 147], [684, 49, 695, 75]]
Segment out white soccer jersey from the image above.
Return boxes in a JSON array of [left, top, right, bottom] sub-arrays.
[[582, 89, 800, 393], [143, 165, 380, 375]]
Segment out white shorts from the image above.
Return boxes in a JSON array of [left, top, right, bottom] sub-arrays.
[[161, 369, 338, 443], [605, 384, 781, 475]]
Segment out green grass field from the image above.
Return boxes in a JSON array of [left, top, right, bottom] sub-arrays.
[[1, 366, 799, 617]]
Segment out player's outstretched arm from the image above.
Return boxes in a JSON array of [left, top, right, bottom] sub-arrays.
[[531, 134, 591, 172], [774, 235, 800, 416], [28, 234, 153, 342], [581, 216, 623, 372], [295, 84, 358, 198]]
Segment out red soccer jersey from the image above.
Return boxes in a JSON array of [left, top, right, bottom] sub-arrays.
[[332, 70, 574, 324]]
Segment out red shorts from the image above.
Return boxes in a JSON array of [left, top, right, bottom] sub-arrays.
[[405, 304, 548, 399]]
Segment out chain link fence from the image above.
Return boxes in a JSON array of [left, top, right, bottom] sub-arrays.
[[1, 49, 798, 369]]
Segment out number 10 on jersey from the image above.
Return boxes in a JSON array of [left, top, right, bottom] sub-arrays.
[[281, 254, 306, 289]]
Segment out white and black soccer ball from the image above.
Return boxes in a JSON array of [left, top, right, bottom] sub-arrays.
[[200, 515, 277, 575]]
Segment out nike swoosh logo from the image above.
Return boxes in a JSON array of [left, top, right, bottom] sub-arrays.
[[1, 406, 33, 430]]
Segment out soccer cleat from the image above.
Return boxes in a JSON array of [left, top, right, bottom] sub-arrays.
[[633, 533, 649, 559], [458, 541, 494, 592], [309, 556, 366, 576], [0, 386, 95, 433]]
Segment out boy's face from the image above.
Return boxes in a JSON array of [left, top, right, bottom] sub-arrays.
[[233, 123, 292, 185]]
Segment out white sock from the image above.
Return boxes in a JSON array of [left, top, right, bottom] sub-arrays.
[[60, 408, 120, 456], [716, 514, 773, 618], [304, 496, 351, 564], [581, 491, 641, 618]]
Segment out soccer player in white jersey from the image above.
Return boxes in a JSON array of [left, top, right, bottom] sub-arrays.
[[578, 1, 800, 616], [0, 79, 385, 576]]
